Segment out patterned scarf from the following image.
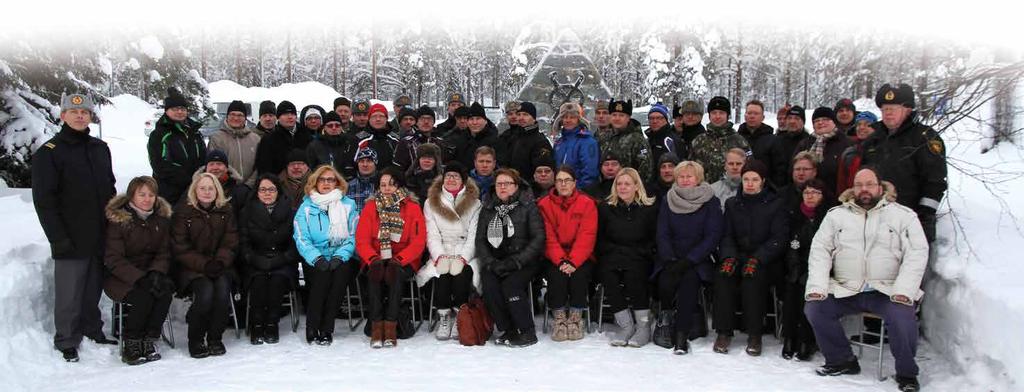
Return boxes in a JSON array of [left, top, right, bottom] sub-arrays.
[[810, 130, 837, 162], [487, 201, 519, 248], [375, 188, 407, 259]]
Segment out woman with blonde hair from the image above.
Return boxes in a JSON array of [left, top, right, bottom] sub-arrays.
[[172, 172, 239, 358], [597, 167, 659, 347], [652, 161, 724, 355], [293, 165, 359, 345]]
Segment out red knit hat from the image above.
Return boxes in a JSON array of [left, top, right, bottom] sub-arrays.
[[368, 103, 388, 118]]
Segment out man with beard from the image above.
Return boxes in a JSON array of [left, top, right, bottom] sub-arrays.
[[255, 100, 313, 176], [710, 148, 746, 208], [254, 100, 277, 138], [804, 168, 927, 392]]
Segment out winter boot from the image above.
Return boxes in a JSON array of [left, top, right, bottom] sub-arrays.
[[450, 308, 460, 340], [371, 321, 384, 349], [60, 347, 79, 362], [207, 340, 226, 356], [672, 330, 690, 355], [495, 330, 516, 346], [121, 338, 147, 366], [796, 341, 818, 361], [264, 323, 279, 344], [713, 332, 732, 354], [142, 337, 161, 362], [610, 310, 634, 347], [745, 334, 763, 356], [188, 340, 210, 359], [815, 359, 861, 376], [689, 307, 708, 340], [509, 328, 538, 348], [317, 333, 333, 346], [567, 309, 585, 341], [627, 310, 651, 347], [896, 376, 920, 392], [306, 328, 318, 345], [782, 336, 796, 359], [551, 309, 569, 342], [653, 310, 675, 349], [435, 309, 453, 341], [383, 321, 398, 348], [250, 324, 265, 345]]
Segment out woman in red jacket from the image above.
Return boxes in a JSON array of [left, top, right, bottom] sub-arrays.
[[536, 166, 598, 342], [356, 166, 427, 348]]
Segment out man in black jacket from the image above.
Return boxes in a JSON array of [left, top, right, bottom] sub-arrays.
[[146, 88, 207, 205], [255, 101, 312, 176], [498, 101, 553, 185], [434, 92, 466, 137], [32, 93, 118, 362], [306, 111, 358, 179], [738, 100, 783, 187]]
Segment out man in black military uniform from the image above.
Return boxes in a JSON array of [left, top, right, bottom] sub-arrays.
[[862, 83, 947, 242], [434, 92, 466, 137], [497, 101, 554, 186], [350, 99, 372, 139], [32, 93, 118, 362]]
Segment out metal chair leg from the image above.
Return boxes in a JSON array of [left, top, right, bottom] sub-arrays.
[[229, 293, 241, 340], [427, 283, 438, 333], [877, 322, 886, 381], [289, 291, 299, 333]]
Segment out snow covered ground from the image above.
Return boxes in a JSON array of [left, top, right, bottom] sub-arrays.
[[1, 84, 1018, 391]]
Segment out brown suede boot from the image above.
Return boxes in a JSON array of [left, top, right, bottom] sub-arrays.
[[383, 321, 398, 348], [371, 321, 384, 349]]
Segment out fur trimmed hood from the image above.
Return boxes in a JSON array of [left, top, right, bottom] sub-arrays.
[[426, 175, 480, 221], [105, 193, 173, 225]]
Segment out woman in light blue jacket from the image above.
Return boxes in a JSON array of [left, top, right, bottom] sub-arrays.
[[293, 165, 359, 346]]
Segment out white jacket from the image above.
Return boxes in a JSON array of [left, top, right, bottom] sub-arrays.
[[805, 182, 929, 302], [416, 177, 483, 293]]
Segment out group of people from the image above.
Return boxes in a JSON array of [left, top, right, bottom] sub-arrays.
[[33, 81, 945, 391]]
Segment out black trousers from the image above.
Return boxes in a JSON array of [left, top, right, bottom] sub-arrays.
[[656, 266, 701, 330], [480, 263, 539, 333], [782, 282, 815, 345], [187, 275, 232, 343], [433, 266, 474, 309], [53, 256, 104, 350], [600, 266, 649, 313], [305, 261, 358, 334], [545, 262, 593, 309], [248, 274, 290, 327], [122, 288, 172, 340], [366, 262, 414, 322], [712, 269, 768, 336]]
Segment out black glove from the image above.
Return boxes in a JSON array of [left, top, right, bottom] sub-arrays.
[[314, 256, 330, 272], [50, 239, 75, 259], [667, 258, 692, 275], [328, 257, 343, 270], [204, 260, 224, 277], [916, 206, 937, 243], [490, 258, 520, 277]]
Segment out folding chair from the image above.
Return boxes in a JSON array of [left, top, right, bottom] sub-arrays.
[[112, 300, 176, 351], [849, 312, 889, 381], [245, 289, 301, 336]]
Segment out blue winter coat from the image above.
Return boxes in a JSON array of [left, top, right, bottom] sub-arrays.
[[654, 193, 724, 282], [553, 126, 600, 189], [293, 195, 359, 266]]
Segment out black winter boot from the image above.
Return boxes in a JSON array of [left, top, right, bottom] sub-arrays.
[[782, 337, 796, 359], [815, 359, 861, 376], [250, 324, 264, 345], [264, 323, 280, 344], [509, 329, 538, 348], [672, 331, 690, 355], [121, 339, 147, 366], [188, 340, 209, 359], [896, 376, 920, 391], [207, 340, 226, 356], [142, 337, 161, 362]]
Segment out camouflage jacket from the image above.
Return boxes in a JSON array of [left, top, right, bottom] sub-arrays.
[[598, 119, 652, 181], [690, 121, 750, 183]]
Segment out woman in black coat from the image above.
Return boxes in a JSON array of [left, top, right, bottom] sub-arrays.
[[476, 168, 546, 348], [713, 160, 788, 356], [781, 178, 834, 360], [239, 174, 299, 345]]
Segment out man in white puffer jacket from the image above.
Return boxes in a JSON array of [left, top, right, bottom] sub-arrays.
[[804, 167, 928, 392]]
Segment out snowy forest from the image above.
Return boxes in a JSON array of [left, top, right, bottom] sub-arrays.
[[1, 21, 1021, 187]]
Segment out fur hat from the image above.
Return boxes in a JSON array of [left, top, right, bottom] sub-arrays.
[[60, 93, 95, 113], [416, 105, 435, 120], [707, 96, 730, 115], [416, 143, 442, 162], [608, 99, 632, 116]]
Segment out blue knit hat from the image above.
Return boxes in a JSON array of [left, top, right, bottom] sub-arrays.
[[354, 148, 378, 164], [854, 111, 878, 124], [648, 102, 670, 121]]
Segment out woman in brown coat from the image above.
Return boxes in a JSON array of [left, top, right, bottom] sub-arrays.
[[173, 172, 239, 359], [104, 176, 175, 365]]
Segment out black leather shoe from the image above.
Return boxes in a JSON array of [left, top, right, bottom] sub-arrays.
[[60, 347, 79, 362], [188, 341, 209, 359], [896, 376, 920, 392], [815, 359, 861, 376]]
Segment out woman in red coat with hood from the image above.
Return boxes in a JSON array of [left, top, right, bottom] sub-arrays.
[[536, 166, 598, 342], [356, 166, 427, 349]]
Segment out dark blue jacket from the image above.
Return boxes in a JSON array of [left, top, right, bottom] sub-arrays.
[[720, 190, 788, 265], [654, 194, 724, 282]]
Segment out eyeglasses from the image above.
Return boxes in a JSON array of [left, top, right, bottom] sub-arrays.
[[317, 177, 338, 184], [324, 123, 342, 129], [555, 178, 574, 184], [802, 189, 823, 196], [495, 181, 516, 188], [443, 173, 462, 180], [852, 182, 879, 189], [258, 187, 278, 194]]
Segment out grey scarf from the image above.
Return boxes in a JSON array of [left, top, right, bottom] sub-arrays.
[[666, 183, 714, 214], [487, 202, 519, 248]]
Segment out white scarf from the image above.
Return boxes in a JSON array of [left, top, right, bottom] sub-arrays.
[[310, 189, 350, 244]]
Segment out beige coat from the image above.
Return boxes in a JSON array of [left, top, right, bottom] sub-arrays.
[[805, 182, 929, 302], [207, 120, 261, 186]]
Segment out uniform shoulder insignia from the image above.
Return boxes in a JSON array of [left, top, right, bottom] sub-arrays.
[[44, 142, 56, 149], [928, 139, 944, 155]]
